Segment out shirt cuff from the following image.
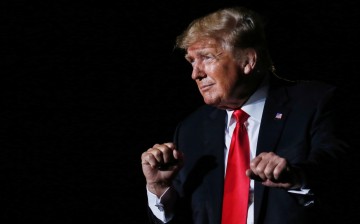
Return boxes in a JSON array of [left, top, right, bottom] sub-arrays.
[[288, 188, 312, 195], [147, 186, 175, 223]]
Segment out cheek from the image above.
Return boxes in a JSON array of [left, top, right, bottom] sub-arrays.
[[210, 65, 237, 90], [206, 63, 222, 75]]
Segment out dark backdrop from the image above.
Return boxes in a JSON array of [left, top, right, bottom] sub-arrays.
[[2, 1, 359, 223]]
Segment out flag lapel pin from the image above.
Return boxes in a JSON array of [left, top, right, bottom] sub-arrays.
[[275, 113, 283, 120]]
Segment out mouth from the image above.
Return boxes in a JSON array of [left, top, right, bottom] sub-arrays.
[[199, 83, 214, 92]]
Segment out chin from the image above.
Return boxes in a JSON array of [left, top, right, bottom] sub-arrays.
[[203, 97, 221, 107]]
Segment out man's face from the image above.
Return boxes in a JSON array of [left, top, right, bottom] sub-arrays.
[[185, 38, 249, 109]]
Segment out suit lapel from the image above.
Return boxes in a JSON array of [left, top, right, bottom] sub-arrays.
[[203, 107, 226, 224], [254, 77, 292, 224]]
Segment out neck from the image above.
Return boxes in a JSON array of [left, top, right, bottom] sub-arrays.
[[220, 72, 268, 110]]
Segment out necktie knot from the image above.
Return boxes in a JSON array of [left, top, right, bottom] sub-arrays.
[[233, 109, 249, 124]]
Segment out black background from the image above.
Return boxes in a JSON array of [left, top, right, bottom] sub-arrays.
[[2, 1, 360, 223]]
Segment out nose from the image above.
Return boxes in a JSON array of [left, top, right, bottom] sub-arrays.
[[191, 62, 206, 80]]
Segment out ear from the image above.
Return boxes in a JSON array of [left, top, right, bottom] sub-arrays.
[[240, 48, 257, 75]]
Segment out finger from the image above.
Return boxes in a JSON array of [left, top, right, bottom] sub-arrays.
[[249, 156, 262, 176], [173, 150, 184, 168], [152, 143, 175, 164], [263, 157, 281, 180], [254, 152, 284, 180], [141, 151, 160, 168], [272, 158, 287, 180], [261, 154, 288, 181], [261, 179, 292, 189], [163, 142, 176, 150], [262, 179, 276, 187], [246, 169, 264, 182], [251, 156, 269, 180], [173, 149, 183, 160]]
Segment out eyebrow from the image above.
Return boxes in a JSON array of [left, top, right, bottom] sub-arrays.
[[185, 50, 223, 60], [185, 49, 216, 59], [184, 54, 192, 62]]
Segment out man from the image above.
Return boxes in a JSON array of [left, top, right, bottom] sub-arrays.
[[141, 6, 349, 224]]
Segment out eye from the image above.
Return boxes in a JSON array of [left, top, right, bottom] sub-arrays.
[[185, 56, 195, 65], [200, 54, 215, 62]]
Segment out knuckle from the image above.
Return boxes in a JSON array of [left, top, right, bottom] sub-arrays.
[[264, 169, 272, 176], [256, 167, 263, 173], [258, 152, 266, 157], [268, 152, 275, 156], [279, 158, 287, 164], [153, 150, 162, 157], [144, 153, 153, 161], [250, 161, 256, 167], [273, 169, 281, 178]]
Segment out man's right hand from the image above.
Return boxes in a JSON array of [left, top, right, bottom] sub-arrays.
[[141, 142, 184, 197]]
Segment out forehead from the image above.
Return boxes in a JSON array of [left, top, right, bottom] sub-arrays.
[[186, 38, 222, 54]]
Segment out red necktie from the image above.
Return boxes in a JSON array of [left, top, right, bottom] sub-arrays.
[[222, 109, 250, 224]]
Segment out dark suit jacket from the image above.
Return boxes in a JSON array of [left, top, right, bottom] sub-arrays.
[[148, 74, 350, 224]]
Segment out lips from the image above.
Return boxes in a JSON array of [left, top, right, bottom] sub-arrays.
[[199, 83, 214, 92]]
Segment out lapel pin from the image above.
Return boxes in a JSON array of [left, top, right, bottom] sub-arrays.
[[275, 113, 283, 120]]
